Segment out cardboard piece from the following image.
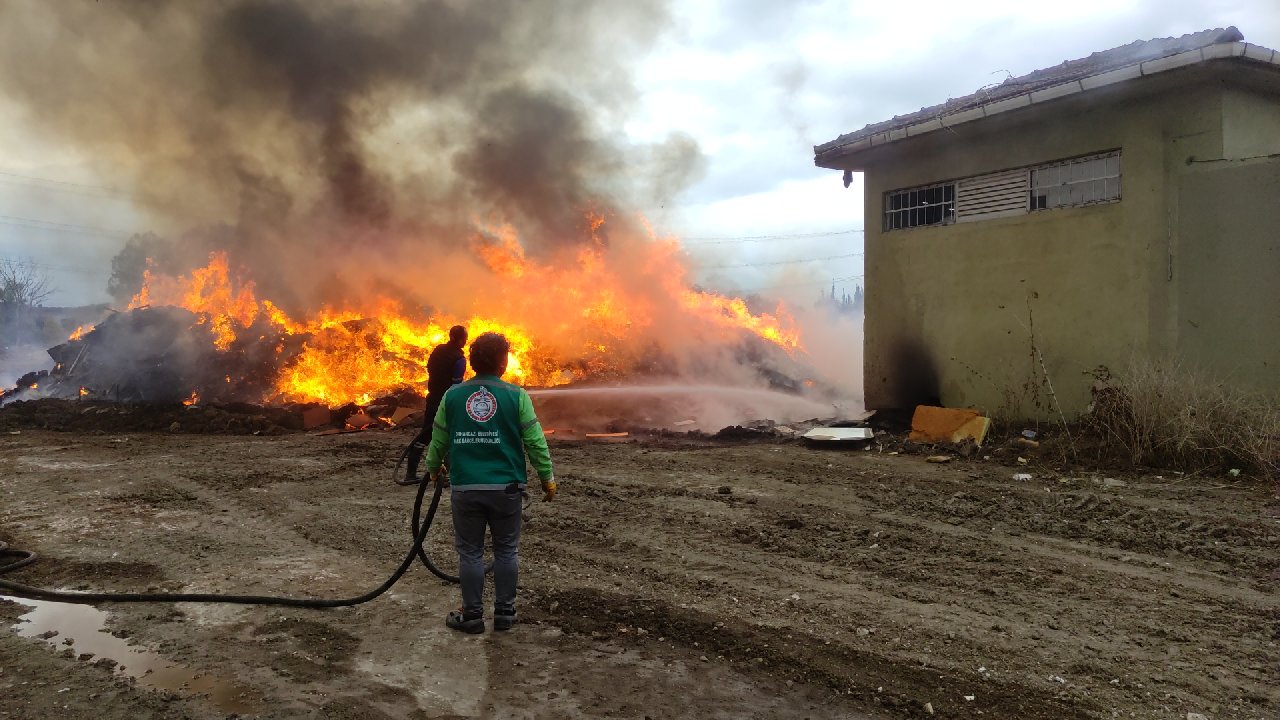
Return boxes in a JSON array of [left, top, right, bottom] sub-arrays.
[[388, 406, 417, 426], [908, 405, 991, 446]]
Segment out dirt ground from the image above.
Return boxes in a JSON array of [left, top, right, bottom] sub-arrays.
[[1, 427, 1277, 719]]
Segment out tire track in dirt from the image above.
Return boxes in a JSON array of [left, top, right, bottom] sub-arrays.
[[527, 442, 1279, 718]]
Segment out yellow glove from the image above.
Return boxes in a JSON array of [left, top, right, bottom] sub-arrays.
[[541, 477, 557, 502]]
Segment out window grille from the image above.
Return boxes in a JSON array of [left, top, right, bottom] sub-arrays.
[[883, 182, 955, 231], [1030, 151, 1121, 210]]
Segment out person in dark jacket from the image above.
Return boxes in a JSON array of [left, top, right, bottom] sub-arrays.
[[425, 332, 555, 634], [403, 325, 467, 484]]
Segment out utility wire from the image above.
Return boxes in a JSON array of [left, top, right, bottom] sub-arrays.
[[0, 214, 133, 239], [0, 169, 131, 198], [0, 178, 130, 203], [701, 251, 863, 270], [741, 274, 863, 292], [682, 228, 863, 245], [0, 256, 107, 277]]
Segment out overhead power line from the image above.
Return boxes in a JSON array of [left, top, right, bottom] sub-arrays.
[[701, 251, 863, 270], [682, 228, 863, 245], [0, 255, 107, 277], [0, 214, 133, 240], [0, 169, 132, 199]]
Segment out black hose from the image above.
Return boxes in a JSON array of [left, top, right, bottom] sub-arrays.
[[392, 443, 421, 486], [413, 475, 462, 583], [0, 542, 37, 574], [0, 473, 454, 606]]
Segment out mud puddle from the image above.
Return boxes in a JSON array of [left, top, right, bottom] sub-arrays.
[[3, 594, 259, 716]]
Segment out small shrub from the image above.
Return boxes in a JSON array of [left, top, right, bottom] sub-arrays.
[[1085, 360, 1279, 480]]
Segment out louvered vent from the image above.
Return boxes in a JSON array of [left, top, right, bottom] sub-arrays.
[[956, 168, 1028, 221]]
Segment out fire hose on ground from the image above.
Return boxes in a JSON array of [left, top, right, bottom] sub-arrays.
[[0, 446, 476, 607]]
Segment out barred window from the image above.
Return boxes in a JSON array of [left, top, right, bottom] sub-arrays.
[[883, 182, 955, 231], [882, 150, 1122, 233], [1030, 151, 1121, 210]]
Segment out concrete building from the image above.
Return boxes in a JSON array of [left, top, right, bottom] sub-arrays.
[[815, 27, 1280, 418]]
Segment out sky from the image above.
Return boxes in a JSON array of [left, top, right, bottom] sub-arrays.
[[1, 0, 1276, 307]]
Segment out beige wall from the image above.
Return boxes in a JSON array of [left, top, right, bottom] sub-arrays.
[[1222, 87, 1280, 158], [1175, 158, 1280, 392], [849, 72, 1272, 417]]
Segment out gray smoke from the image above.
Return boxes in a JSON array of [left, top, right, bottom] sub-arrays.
[[0, 0, 703, 310]]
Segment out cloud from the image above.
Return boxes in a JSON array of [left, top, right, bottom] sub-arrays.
[[637, 0, 1280, 252]]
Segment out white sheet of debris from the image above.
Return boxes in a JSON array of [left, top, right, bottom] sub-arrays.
[[801, 427, 873, 441]]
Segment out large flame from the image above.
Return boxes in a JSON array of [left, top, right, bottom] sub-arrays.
[[128, 216, 802, 406], [129, 253, 258, 350]]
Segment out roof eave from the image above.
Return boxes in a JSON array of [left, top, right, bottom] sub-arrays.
[[814, 41, 1280, 170]]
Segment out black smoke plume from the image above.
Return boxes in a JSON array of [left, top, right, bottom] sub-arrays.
[[0, 0, 702, 310]]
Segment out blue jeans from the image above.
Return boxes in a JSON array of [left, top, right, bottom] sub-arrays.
[[451, 486, 522, 616]]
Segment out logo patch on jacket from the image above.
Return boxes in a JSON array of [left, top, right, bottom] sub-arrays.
[[465, 387, 497, 422]]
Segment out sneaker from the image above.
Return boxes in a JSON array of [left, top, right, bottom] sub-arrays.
[[493, 609, 517, 632], [446, 609, 484, 634]]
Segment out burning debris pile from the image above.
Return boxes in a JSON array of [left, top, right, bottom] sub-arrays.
[[2, 221, 814, 413], [0, 242, 817, 431]]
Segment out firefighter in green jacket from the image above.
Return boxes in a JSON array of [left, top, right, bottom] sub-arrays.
[[425, 331, 555, 633]]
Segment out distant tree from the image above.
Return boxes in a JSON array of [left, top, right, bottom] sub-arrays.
[[817, 281, 865, 316], [0, 258, 54, 307], [107, 232, 171, 304]]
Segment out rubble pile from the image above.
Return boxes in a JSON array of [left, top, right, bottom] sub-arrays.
[[0, 306, 435, 434], [3, 306, 300, 406]]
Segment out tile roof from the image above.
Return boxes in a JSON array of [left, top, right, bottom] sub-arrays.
[[815, 27, 1277, 161]]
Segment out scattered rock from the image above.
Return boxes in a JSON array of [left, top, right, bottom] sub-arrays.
[[716, 485, 732, 495], [926, 455, 952, 463]]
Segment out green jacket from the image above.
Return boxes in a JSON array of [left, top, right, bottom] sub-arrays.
[[424, 375, 553, 488]]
